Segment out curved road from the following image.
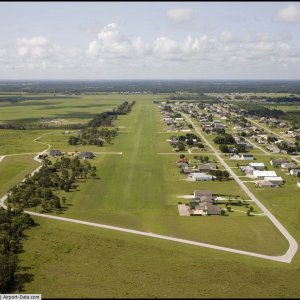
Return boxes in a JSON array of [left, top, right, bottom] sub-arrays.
[[183, 113, 298, 263]]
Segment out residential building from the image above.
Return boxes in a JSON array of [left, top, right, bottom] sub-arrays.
[[49, 149, 62, 156], [270, 158, 288, 166], [253, 170, 277, 179]]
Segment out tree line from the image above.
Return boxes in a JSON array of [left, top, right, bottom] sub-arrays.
[[0, 207, 35, 293], [68, 101, 135, 147]]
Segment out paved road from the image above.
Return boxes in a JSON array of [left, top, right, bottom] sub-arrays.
[[183, 113, 298, 263], [244, 138, 270, 155]]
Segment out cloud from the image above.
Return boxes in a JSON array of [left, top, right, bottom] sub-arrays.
[[16, 36, 54, 59], [86, 23, 151, 64], [272, 5, 300, 23], [1, 23, 300, 78], [167, 8, 192, 22], [220, 31, 234, 43]]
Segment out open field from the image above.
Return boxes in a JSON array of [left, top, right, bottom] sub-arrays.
[[0, 154, 39, 196], [0, 94, 157, 125], [1, 94, 300, 297], [18, 217, 300, 298]]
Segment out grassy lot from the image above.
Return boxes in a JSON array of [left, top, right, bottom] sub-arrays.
[[0, 129, 51, 154], [0, 94, 155, 125], [0, 155, 39, 196], [2, 94, 300, 297], [17, 217, 300, 298]]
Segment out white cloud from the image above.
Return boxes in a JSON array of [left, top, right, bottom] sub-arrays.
[[273, 5, 300, 23], [167, 8, 192, 22], [220, 31, 234, 43]]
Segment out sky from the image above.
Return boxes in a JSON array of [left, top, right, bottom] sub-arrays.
[[0, 1, 300, 80]]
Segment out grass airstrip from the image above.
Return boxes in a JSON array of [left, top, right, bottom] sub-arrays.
[[1, 94, 300, 297]]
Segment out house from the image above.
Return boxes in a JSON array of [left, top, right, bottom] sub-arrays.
[[234, 126, 243, 131], [270, 158, 288, 166], [240, 166, 255, 175], [240, 154, 254, 160], [249, 162, 265, 170], [181, 167, 195, 174], [253, 170, 277, 179], [267, 145, 281, 153], [191, 202, 222, 216], [290, 169, 300, 176], [194, 190, 213, 199], [79, 151, 94, 159], [255, 180, 275, 188], [49, 149, 61, 156], [189, 173, 215, 181], [264, 176, 283, 185], [281, 162, 297, 170], [197, 162, 216, 172]]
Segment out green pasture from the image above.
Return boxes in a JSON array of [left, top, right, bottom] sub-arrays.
[[17, 217, 300, 298], [0, 155, 39, 196]]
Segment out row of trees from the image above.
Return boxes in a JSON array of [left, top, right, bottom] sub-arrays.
[[0, 207, 34, 293], [68, 101, 135, 146], [7, 156, 96, 211], [88, 101, 135, 127], [69, 127, 118, 146]]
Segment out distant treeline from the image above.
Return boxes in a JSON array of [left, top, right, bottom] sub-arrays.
[[237, 103, 284, 118], [0, 95, 78, 103], [266, 97, 300, 103], [166, 94, 215, 101], [2, 80, 300, 93]]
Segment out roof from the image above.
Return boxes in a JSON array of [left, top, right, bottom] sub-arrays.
[[255, 180, 274, 187], [249, 163, 265, 167], [241, 154, 253, 157], [264, 176, 283, 181], [271, 158, 288, 164], [194, 190, 213, 197], [253, 170, 277, 177], [281, 162, 297, 168]]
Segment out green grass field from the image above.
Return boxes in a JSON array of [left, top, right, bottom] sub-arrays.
[[1, 94, 300, 297]]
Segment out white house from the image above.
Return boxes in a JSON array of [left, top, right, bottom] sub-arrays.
[[253, 170, 277, 179], [190, 173, 215, 181], [290, 169, 300, 176], [264, 176, 283, 185]]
